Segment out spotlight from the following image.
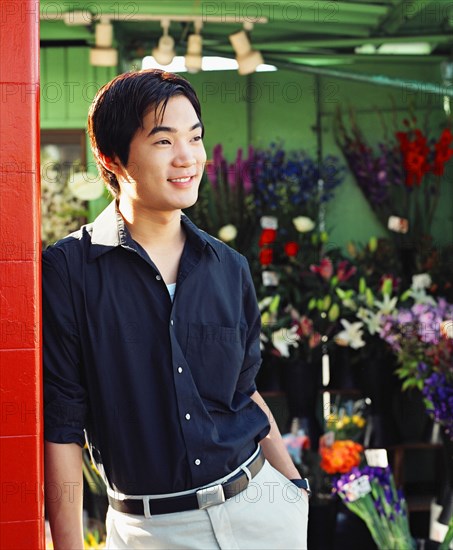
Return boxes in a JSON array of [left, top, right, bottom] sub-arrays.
[[90, 20, 118, 67], [185, 34, 202, 72], [229, 29, 263, 75], [185, 21, 203, 73], [152, 20, 175, 66]]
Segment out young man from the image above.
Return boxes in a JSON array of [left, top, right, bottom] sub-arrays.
[[43, 69, 309, 549]]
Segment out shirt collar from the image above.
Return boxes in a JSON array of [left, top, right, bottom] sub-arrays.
[[88, 201, 221, 262]]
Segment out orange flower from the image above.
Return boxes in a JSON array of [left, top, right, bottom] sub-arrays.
[[319, 440, 363, 474]]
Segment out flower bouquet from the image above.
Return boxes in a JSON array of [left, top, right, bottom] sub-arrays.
[[334, 466, 415, 550], [334, 108, 453, 242], [325, 411, 366, 443], [319, 439, 363, 475], [187, 142, 345, 258], [379, 281, 453, 439]]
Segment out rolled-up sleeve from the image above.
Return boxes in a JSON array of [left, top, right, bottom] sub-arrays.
[[42, 248, 87, 447], [237, 256, 262, 396]]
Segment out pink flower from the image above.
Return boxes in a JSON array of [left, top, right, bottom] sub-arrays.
[[309, 332, 322, 348], [336, 260, 357, 282], [310, 257, 333, 280], [299, 316, 314, 337]]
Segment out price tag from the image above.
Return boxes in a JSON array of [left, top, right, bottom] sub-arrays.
[[262, 271, 280, 287], [322, 353, 330, 386], [342, 476, 372, 501], [388, 215, 408, 234], [260, 216, 278, 230], [365, 449, 389, 468]]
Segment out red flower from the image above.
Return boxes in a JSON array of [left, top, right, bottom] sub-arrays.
[[396, 128, 429, 187], [284, 241, 299, 257], [336, 260, 357, 282], [259, 248, 273, 266], [432, 128, 453, 176], [310, 257, 333, 280], [259, 229, 277, 247]]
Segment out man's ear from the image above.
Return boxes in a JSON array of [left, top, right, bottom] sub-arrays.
[[98, 152, 125, 177]]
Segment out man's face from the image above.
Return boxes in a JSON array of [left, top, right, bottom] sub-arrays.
[[117, 95, 206, 213]]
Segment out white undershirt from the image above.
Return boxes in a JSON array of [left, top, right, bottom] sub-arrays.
[[166, 283, 176, 302]]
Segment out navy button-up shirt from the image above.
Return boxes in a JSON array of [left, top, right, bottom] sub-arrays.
[[43, 201, 270, 495]]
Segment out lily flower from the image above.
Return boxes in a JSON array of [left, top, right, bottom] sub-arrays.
[[374, 294, 398, 315], [271, 326, 300, 357], [335, 319, 366, 349]]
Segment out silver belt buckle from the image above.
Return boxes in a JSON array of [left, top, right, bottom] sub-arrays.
[[196, 484, 226, 510]]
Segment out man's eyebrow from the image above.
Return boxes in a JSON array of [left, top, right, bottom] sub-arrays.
[[148, 122, 202, 137]]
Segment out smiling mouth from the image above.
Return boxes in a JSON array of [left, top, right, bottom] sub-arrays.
[[168, 177, 192, 183], [167, 176, 197, 186]]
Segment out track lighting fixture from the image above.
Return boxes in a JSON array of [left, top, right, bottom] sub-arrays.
[[229, 27, 263, 75], [185, 20, 203, 73], [152, 20, 175, 66], [89, 20, 118, 67]]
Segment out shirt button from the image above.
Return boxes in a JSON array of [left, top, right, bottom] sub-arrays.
[[156, 275, 162, 281], [194, 459, 201, 466], [185, 413, 191, 420], [177, 367, 183, 374]]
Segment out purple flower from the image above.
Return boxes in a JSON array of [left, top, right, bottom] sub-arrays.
[[397, 311, 413, 324]]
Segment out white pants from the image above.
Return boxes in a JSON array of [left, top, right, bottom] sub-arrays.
[[106, 461, 309, 549]]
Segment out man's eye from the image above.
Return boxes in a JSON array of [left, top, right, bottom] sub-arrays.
[[192, 136, 203, 142]]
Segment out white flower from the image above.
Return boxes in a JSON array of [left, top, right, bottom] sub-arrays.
[[259, 331, 269, 351], [409, 288, 437, 306], [68, 171, 104, 200], [218, 224, 237, 242], [292, 216, 315, 233], [342, 298, 357, 311], [271, 326, 300, 357], [411, 273, 432, 291], [374, 294, 398, 315], [335, 319, 366, 349], [441, 320, 453, 339], [258, 296, 273, 311], [357, 308, 382, 335]]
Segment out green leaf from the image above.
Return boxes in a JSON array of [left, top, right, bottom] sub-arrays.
[[359, 277, 367, 295], [328, 303, 340, 322], [323, 295, 332, 311], [308, 298, 317, 310], [382, 278, 393, 297], [365, 288, 374, 307], [368, 236, 378, 252], [400, 290, 412, 302], [269, 295, 280, 314], [402, 378, 415, 391], [336, 288, 346, 299]]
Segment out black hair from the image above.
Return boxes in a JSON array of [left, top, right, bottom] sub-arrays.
[[87, 69, 204, 198]]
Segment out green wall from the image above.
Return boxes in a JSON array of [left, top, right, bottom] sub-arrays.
[[40, 48, 453, 249]]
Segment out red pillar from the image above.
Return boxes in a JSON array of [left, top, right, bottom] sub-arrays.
[[0, 1, 44, 548]]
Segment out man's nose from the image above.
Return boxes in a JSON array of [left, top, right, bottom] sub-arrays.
[[173, 143, 197, 166]]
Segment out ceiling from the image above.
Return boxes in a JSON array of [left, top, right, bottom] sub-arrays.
[[40, 0, 453, 78]]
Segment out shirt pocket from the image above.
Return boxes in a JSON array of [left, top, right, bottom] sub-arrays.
[[185, 323, 246, 402]]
